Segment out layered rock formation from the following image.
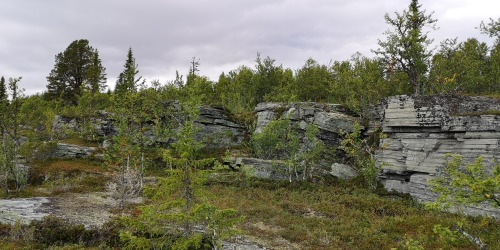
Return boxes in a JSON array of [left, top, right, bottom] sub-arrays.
[[253, 102, 361, 178], [376, 95, 500, 217], [52, 104, 248, 150], [255, 102, 360, 147], [195, 106, 247, 148], [51, 143, 98, 159]]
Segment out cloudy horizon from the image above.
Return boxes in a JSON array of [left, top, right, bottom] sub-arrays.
[[1, 0, 498, 95]]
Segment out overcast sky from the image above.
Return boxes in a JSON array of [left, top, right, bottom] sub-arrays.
[[1, 0, 498, 95]]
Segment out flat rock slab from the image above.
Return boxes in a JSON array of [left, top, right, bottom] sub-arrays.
[[0, 197, 52, 224]]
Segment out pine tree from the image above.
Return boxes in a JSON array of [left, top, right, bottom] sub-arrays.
[[46, 39, 106, 104], [120, 100, 242, 249]]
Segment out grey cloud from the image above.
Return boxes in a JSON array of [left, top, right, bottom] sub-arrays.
[[0, 0, 497, 94]]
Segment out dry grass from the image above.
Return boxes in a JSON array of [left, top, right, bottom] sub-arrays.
[[35, 159, 106, 176], [24, 159, 109, 196]]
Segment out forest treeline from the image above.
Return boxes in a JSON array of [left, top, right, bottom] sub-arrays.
[[29, 35, 500, 119], [2, 11, 499, 118]]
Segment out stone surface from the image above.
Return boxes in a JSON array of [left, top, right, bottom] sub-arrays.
[[329, 163, 359, 180], [376, 95, 500, 218], [195, 106, 248, 148], [52, 104, 248, 150], [254, 102, 361, 148], [0, 197, 52, 224], [255, 102, 360, 137], [252, 102, 362, 179], [51, 143, 98, 159], [236, 157, 288, 180]]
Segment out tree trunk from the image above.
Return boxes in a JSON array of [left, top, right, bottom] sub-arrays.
[[2, 132, 8, 194]]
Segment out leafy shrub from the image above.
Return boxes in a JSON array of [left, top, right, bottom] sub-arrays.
[[251, 118, 299, 160], [340, 122, 381, 190], [428, 154, 500, 210]]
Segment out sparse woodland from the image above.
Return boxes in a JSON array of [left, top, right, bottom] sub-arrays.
[[0, 1, 500, 249]]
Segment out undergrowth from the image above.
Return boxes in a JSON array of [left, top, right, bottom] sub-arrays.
[[1, 159, 499, 249], [205, 178, 500, 249]]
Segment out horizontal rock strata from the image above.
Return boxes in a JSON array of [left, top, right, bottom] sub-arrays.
[[376, 95, 500, 218]]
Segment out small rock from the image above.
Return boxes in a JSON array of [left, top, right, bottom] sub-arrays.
[[329, 163, 358, 180]]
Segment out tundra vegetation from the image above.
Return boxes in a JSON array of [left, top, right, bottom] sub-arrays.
[[0, 1, 499, 249]]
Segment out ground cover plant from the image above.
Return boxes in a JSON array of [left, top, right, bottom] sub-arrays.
[[2, 173, 499, 249]]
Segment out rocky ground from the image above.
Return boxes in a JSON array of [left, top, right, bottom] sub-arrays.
[[0, 191, 118, 227], [50, 191, 120, 227], [0, 191, 267, 249]]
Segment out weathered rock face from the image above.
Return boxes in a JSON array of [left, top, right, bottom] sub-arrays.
[[255, 102, 361, 147], [195, 106, 247, 148], [52, 104, 248, 150], [235, 157, 289, 180], [51, 143, 98, 159], [329, 163, 359, 180], [376, 95, 500, 218], [253, 102, 361, 179]]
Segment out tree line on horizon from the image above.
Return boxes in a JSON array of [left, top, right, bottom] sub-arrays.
[[3, 1, 500, 116]]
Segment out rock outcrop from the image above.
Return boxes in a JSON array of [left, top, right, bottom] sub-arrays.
[[195, 106, 247, 148], [376, 95, 500, 218], [52, 104, 248, 150], [255, 102, 360, 147], [51, 143, 98, 159], [0, 197, 52, 224], [234, 157, 289, 180], [253, 102, 361, 179]]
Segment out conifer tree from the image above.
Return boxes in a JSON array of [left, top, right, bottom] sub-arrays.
[[0, 76, 7, 194], [0, 77, 27, 193], [46, 39, 106, 104], [85, 49, 107, 93], [120, 99, 241, 249], [115, 48, 144, 94]]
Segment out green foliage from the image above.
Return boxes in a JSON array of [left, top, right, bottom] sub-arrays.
[[294, 58, 331, 102], [19, 95, 55, 141], [432, 223, 464, 245], [251, 117, 326, 182], [329, 53, 403, 114], [251, 118, 300, 160], [46, 39, 107, 105], [74, 92, 111, 142], [429, 38, 493, 94], [104, 116, 142, 206], [115, 48, 145, 94], [120, 101, 242, 249], [0, 77, 28, 193], [427, 154, 500, 210], [480, 17, 500, 40], [340, 122, 380, 190], [215, 66, 256, 113], [374, 0, 437, 95]]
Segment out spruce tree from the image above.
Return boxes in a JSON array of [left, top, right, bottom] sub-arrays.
[[85, 49, 107, 93], [115, 48, 144, 94]]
